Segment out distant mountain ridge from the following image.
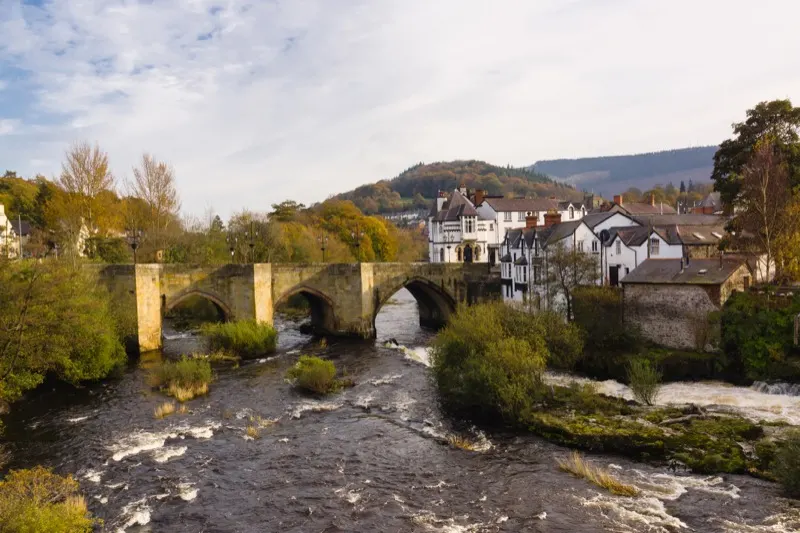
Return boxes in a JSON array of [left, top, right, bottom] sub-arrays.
[[530, 146, 717, 197], [334, 160, 581, 215]]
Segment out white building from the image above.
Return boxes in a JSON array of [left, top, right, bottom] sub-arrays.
[[428, 187, 492, 263], [0, 204, 19, 258], [475, 196, 586, 265]]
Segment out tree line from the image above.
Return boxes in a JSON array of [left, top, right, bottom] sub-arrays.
[[1, 142, 427, 264]]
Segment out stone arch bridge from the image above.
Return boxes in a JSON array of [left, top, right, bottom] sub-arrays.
[[96, 263, 498, 352]]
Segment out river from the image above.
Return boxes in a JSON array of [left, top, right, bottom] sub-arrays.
[[1, 289, 799, 532]]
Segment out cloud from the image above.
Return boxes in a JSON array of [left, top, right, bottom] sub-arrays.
[[1, 0, 800, 216], [0, 119, 20, 135]]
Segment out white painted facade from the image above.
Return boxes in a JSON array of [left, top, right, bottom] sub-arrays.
[[604, 230, 684, 285], [0, 204, 19, 258], [428, 189, 492, 263]]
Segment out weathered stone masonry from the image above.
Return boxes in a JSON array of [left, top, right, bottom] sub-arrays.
[[96, 262, 497, 352]]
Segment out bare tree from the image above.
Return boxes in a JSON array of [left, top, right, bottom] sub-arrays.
[[739, 139, 791, 280], [545, 241, 599, 321], [59, 141, 115, 227], [129, 153, 181, 238]]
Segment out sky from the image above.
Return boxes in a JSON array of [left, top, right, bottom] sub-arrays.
[[1, 0, 799, 217]]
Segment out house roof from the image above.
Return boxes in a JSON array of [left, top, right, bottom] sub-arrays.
[[700, 192, 723, 210], [617, 202, 677, 215], [10, 220, 32, 236], [542, 220, 583, 247], [605, 222, 725, 248], [621, 257, 749, 285], [514, 256, 528, 266], [580, 211, 629, 229], [558, 200, 584, 210], [432, 189, 481, 221], [481, 197, 560, 213], [631, 214, 727, 227]]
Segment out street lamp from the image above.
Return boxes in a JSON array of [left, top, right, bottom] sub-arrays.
[[226, 232, 238, 263], [351, 226, 364, 263], [126, 228, 143, 264], [318, 233, 329, 263], [245, 221, 258, 264]]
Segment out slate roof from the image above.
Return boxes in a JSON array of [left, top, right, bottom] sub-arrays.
[[10, 220, 32, 236], [481, 197, 560, 213], [617, 202, 677, 215], [605, 223, 725, 248], [631, 214, 727, 227], [542, 220, 583, 246], [621, 257, 749, 285], [581, 211, 626, 229], [700, 192, 723, 210], [432, 190, 481, 221]]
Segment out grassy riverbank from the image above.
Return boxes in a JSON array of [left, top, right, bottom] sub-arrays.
[[430, 302, 800, 495]]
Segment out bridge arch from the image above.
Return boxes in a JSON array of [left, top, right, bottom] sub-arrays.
[[374, 276, 457, 331], [163, 289, 233, 321], [274, 285, 338, 335]]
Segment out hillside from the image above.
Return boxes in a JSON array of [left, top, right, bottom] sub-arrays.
[[530, 146, 717, 197], [335, 160, 581, 215]]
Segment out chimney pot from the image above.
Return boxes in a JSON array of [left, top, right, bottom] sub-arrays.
[[543, 211, 562, 228], [650, 193, 656, 207], [525, 215, 538, 229], [613, 194, 623, 206], [474, 189, 485, 206]]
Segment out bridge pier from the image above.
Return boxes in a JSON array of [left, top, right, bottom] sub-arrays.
[[95, 263, 498, 353]]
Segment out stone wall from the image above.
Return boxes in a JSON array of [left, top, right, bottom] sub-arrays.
[[623, 284, 719, 351]]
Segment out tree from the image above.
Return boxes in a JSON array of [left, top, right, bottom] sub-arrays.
[[129, 153, 181, 241], [59, 141, 115, 229], [545, 241, 600, 321], [680, 181, 686, 194], [269, 200, 306, 222], [737, 139, 793, 280], [712, 99, 800, 206], [210, 215, 225, 233]]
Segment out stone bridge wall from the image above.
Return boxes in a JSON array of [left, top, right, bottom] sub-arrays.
[[95, 263, 498, 352]]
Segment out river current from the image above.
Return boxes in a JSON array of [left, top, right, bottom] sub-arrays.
[[2, 290, 799, 532]]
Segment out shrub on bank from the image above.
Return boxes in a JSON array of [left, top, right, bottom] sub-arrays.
[[149, 357, 213, 402], [201, 320, 278, 358], [0, 466, 98, 532], [774, 430, 800, 497], [627, 359, 662, 406], [431, 303, 547, 422], [502, 307, 584, 370], [285, 355, 344, 394]]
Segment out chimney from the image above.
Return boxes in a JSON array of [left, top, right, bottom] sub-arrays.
[[474, 189, 485, 206], [436, 190, 447, 212], [458, 182, 467, 195], [650, 193, 656, 207], [613, 194, 623, 206], [543, 210, 561, 228], [525, 215, 538, 229]]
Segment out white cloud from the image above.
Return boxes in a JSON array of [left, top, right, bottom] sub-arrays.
[[0, 119, 20, 135], [1, 0, 800, 216]]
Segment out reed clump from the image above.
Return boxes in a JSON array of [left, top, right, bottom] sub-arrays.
[[557, 452, 639, 497], [201, 320, 277, 358], [154, 401, 176, 419], [149, 357, 213, 402]]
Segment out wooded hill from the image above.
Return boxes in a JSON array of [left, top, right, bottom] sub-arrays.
[[334, 160, 582, 215], [531, 146, 717, 197]]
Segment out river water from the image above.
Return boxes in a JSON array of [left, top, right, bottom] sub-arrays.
[[2, 290, 799, 532]]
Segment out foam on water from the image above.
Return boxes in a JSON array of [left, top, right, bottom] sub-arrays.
[[152, 445, 187, 463], [82, 468, 103, 483], [109, 421, 219, 461], [410, 511, 490, 532], [369, 373, 404, 386], [115, 497, 152, 533], [385, 341, 432, 367], [546, 372, 800, 425], [582, 494, 688, 533], [177, 482, 198, 501], [717, 508, 800, 532], [67, 416, 89, 423], [289, 401, 343, 419]]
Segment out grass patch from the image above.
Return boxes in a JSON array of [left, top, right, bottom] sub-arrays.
[[190, 351, 241, 364], [286, 355, 345, 394], [249, 414, 278, 428], [628, 359, 662, 406], [0, 466, 99, 532], [245, 425, 260, 439], [149, 357, 213, 402], [154, 401, 176, 419], [446, 434, 480, 451], [557, 451, 639, 497], [201, 320, 277, 358]]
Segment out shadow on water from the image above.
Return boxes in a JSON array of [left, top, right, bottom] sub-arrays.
[[1, 289, 797, 532]]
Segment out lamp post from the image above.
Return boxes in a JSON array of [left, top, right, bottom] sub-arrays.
[[318, 233, 329, 263], [226, 232, 238, 263], [126, 227, 142, 264], [351, 226, 364, 263], [245, 221, 258, 264]]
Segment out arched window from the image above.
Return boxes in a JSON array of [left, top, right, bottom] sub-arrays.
[[457, 247, 463, 262], [439, 248, 445, 262], [569, 206, 575, 219]]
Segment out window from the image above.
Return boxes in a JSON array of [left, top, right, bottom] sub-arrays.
[[464, 217, 474, 233], [569, 206, 575, 219], [504, 212, 512, 222], [439, 248, 444, 262], [591, 240, 598, 252], [523, 267, 527, 282], [625, 267, 630, 275], [577, 240, 584, 252], [489, 223, 494, 231], [615, 240, 621, 255], [534, 266, 540, 284], [649, 237, 660, 256], [518, 212, 525, 221], [457, 248, 463, 262]]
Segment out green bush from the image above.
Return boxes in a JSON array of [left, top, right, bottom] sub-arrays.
[[0, 466, 98, 532], [500, 307, 584, 370], [720, 291, 800, 382], [627, 359, 662, 406], [0, 261, 127, 404], [201, 320, 278, 358], [431, 303, 547, 422], [286, 355, 337, 394], [774, 430, 800, 497], [149, 357, 213, 401]]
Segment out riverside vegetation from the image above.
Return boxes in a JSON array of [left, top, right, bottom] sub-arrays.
[[201, 320, 278, 359], [430, 302, 800, 497], [285, 355, 353, 395], [148, 358, 213, 402]]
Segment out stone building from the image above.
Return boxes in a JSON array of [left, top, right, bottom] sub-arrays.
[[621, 257, 752, 351]]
